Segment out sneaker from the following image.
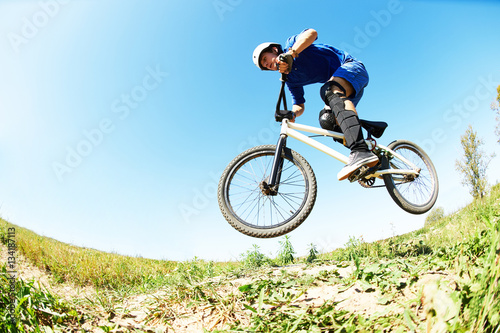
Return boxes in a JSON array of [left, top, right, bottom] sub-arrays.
[[338, 150, 379, 181]]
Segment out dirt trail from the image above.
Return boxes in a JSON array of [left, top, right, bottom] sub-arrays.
[[2, 245, 446, 332]]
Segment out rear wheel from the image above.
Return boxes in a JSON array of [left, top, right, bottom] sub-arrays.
[[218, 145, 317, 238], [382, 140, 438, 214]]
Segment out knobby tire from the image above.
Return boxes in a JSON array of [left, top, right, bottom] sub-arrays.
[[218, 145, 317, 238], [382, 140, 439, 214]]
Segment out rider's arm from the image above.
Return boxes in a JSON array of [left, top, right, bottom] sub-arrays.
[[291, 104, 305, 122], [289, 29, 317, 57], [278, 29, 318, 73]]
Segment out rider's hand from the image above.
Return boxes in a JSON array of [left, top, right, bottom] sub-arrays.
[[277, 53, 293, 74]]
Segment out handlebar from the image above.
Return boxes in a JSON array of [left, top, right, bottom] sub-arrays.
[[273, 54, 293, 122]]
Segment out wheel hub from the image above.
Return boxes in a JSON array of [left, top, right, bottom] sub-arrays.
[[259, 181, 278, 196]]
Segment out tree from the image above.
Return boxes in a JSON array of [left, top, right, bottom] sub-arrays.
[[492, 85, 500, 143], [455, 125, 494, 199]]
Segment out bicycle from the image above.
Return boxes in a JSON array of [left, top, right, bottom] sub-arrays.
[[218, 73, 439, 238]]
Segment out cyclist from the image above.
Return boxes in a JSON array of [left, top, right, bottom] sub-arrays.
[[252, 28, 378, 181]]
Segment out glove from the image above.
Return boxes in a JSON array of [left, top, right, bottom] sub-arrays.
[[277, 53, 293, 73]]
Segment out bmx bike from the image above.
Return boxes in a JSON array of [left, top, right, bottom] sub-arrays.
[[218, 74, 439, 238]]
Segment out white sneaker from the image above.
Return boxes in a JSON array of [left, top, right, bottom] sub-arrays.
[[338, 151, 379, 181]]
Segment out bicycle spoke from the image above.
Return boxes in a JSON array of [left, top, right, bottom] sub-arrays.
[[278, 192, 301, 212], [269, 196, 289, 221], [389, 145, 436, 206], [226, 150, 309, 228]]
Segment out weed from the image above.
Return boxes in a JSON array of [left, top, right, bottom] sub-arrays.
[[277, 235, 295, 265], [0, 265, 81, 332], [305, 243, 319, 263], [240, 244, 272, 269]]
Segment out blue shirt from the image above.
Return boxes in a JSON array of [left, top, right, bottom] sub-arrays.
[[284, 30, 353, 105]]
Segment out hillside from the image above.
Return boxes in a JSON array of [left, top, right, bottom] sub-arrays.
[[1, 184, 499, 332]]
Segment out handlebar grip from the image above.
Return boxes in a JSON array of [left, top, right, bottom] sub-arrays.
[[277, 54, 293, 76], [278, 53, 293, 68]]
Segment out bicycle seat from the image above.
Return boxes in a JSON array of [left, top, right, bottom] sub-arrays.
[[360, 119, 388, 138]]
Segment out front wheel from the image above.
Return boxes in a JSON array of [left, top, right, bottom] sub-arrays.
[[218, 145, 317, 238], [382, 140, 439, 214]]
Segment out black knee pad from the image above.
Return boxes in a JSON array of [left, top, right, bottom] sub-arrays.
[[320, 81, 347, 104], [323, 85, 367, 152], [319, 107, 336, 130], [335, 109, 359, 129], [319, 107, 344, 144], [319, 82, 331, 104]]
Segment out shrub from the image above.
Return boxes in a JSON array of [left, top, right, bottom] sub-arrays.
[[425, 206, 445, 227]]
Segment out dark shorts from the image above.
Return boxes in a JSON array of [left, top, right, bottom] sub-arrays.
[[332, 59, 369, 107]]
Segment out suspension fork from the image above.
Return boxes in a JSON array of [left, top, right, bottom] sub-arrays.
[[264, 73, 289, 195], [264, 134, 287, 195]]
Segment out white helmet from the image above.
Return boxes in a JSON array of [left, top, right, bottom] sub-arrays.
[[252, 42, 282, 70]]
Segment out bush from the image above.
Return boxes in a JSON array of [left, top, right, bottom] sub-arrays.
[[240, 245, 271, 269], [305, 243, 319, 263], [277, 236, 295, 265], [425, 206, 445, 227]]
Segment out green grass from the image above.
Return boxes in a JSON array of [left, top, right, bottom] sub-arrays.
[[322, 183, 500, 263], [0, 219, 238, 291], [1, 184, 499, 332], [0, 265, 81, 332]]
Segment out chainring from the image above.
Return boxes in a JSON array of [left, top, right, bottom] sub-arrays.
[[358, 177, 376, 188]]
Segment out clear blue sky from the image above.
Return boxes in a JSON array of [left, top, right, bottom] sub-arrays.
[[1, 0, 499, 261]]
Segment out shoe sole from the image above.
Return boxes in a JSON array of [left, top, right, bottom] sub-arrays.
[[338, 157, 379, 181]]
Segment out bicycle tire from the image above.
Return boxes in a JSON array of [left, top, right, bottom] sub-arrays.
[[218, 145, 317, 238], [382, 140, 439, 214]]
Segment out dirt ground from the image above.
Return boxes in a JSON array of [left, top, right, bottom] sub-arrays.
[[1, 245, 447, 332]]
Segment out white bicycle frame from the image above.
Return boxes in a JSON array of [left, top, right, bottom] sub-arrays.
[[280, 119, 420, 179]]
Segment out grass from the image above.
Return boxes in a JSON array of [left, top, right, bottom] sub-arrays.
[[0, 183, 499, 332], [0, 219, 238, 291], [0, 265, 81, 332], [0, 219, 239, 331], [323, 183, 500, 263], [214, 184, 500, 332]]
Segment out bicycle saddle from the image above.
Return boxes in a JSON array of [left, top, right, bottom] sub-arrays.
[[360, 119, 388, 138]]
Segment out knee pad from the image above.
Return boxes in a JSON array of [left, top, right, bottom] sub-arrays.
[[323, 83, 367, 151], [319, 107, 342, 132], [319, 107, 344, 144], [320, 81, 347, 104], [319, 107, 335, 130]]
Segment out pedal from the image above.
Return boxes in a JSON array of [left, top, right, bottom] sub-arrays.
[[348, 166, 369, 183]]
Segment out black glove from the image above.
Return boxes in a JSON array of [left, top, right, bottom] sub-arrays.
[[278, 53, 293, 72]]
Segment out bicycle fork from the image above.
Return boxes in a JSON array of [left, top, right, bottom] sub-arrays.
[[262, 134, 288, 196]]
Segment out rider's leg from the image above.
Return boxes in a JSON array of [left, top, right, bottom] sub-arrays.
[[320, 77, 378, 180], [324, 77, 367, 151]]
